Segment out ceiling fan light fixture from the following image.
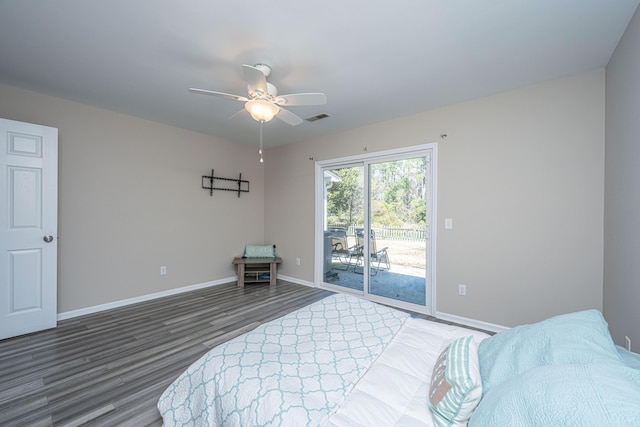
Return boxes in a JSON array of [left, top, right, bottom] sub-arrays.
[[189, 64, 325, 128], [245, 99, 279, 122]]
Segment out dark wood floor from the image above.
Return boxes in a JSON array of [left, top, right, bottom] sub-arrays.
[[0, 281, 333, 426]]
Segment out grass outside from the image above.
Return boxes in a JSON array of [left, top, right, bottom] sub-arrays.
[[376, 239, 426, 269]]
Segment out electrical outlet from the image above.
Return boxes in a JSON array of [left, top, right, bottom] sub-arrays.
[[296, 257, 301, 266], [625, 336, 632, 352], [458, 283, 466, 296], [160, 265, 167, 275]]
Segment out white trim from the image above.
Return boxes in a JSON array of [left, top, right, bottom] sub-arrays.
[[277, 274, 317, 288], [435, 311, 510, 333], [314, 162, 324, 288], [57, 277, 235, 321], [429, 147, 438, 316], [322, 281, 364, 297]]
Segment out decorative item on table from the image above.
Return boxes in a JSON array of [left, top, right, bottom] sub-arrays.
[[243, 244, 277, 258]]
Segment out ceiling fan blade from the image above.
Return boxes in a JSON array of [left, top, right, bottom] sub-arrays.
[[188, 88, 248, 102], [242, 64, 269, 96], [275, 93, 327, 106], [275, 107, 304, 126], [229, 108, 246, 121]]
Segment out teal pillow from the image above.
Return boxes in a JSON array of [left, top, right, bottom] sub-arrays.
[[478, 309, 623, 393], [469, 364, 640, 426], [243, 244, 276, 258]]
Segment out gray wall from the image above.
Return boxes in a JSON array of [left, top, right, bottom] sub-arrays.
[[0, 83, 265, 313], [604, 6, 640, 350], [265, 71, 605, 328]]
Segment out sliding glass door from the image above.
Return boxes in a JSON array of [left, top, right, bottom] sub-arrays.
[[317, 145, 435, 314]]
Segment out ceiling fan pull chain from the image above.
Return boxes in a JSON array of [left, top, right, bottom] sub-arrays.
[[259, 120, 264, 163]]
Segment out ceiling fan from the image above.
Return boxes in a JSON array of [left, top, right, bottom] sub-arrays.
[[189, 64, 327, 126]]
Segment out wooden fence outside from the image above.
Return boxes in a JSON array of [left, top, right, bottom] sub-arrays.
[[328, 224, 429, 241]]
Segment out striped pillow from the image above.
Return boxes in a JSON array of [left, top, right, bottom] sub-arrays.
[[429, 336, 483, 427]]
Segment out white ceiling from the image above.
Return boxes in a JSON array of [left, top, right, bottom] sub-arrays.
[[0, 1, 638, 148]]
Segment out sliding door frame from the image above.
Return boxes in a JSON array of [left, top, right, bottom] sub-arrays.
[[314, 143, 438, 315]]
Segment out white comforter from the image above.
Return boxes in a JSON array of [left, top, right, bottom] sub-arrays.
[[324, 318, 489, 427]]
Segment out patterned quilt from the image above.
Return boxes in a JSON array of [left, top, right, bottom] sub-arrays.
[[157, 293, 409, 426]]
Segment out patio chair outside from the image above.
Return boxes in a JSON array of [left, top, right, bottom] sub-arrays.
[[355, 228, 390, 275], [329, 227, 359, 270]]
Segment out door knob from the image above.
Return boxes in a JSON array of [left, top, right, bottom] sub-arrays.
[[43, 235, 54, 243]]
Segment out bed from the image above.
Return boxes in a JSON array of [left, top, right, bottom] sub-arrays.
[[158, 293, 640, 426]]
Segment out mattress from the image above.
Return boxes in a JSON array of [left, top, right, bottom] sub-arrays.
[[324, 317, 490, 427]]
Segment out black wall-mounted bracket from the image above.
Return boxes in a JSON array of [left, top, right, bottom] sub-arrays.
[[201, 169, 250, 198]]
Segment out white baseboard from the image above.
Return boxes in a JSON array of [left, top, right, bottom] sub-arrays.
[[277, 274, 316, 288], [57, 276, 236, 321], [434, 311, 510, 333], [57, 274, 509, 334]]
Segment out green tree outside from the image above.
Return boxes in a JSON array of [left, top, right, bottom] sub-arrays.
[[327, 157, 427, 231]]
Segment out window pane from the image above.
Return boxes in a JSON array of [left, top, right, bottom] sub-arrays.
[[368, 157, 427, 305], [323, 165, 364, 292]]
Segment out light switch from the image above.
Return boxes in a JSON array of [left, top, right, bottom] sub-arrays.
[[444, 218, 453, 229]]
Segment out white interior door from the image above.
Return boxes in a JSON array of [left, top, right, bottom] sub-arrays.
[[0, 118, 58, 340]]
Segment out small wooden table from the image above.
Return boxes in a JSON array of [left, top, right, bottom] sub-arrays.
[[232, 256, 282, 288]]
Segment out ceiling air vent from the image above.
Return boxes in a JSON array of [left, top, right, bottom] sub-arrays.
[[305, 113, 330, 122]]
